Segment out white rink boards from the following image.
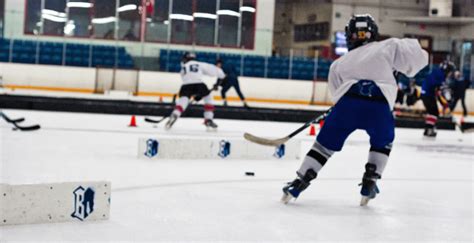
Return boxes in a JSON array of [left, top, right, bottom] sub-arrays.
[[1, 181, 111, 226], [137, 137, 301, 160]]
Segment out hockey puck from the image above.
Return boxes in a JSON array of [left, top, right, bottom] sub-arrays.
[[245, 172, 255, 176]]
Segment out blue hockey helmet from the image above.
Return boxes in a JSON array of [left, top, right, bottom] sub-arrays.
[[345, 14, 378, 51]]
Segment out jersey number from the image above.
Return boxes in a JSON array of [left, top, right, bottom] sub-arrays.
[[182, 64, 199, 74]]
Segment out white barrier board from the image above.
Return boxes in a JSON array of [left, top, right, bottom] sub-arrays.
[[0, 181, 111, 226], [138, 137, 300, 160]]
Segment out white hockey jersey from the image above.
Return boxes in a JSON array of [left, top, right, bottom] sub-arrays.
[[328, 38, 428, 109], [180, 60, 225, 85]]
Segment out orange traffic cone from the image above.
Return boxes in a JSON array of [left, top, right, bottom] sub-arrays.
[[319, 119, 325, 129], [129, 115, 137, 127], [308, 124, 316, 136], [159, 96, 163, 103]]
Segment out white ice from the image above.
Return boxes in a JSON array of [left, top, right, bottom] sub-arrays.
[[0, 110, 472, 242]]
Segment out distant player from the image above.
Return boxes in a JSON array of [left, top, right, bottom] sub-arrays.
[[395, 72, 420, 108], [449, 70, 469, 117], [281, 15, 428, 206], [165, 52, 226, 130], [420, 61, 455, 137], [213, 59, 249, 108]]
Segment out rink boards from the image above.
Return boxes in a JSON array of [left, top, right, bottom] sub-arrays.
[[138, 137, 301, 160], [0, 181, 111, 226], [0, 94, 458, 129]]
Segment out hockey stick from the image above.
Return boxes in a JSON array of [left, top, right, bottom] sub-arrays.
[[144, 116, 168, 124], [144, 96, 197, 124], [0, 111, 41, 131], [244, 109, 331, 146], [1, 113, 25, 123], [10, 122, 41, 131], [144, 94, 179, 124]]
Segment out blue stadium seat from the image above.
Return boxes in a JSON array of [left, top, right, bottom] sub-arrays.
[[0, 41, 10, 54], [92, 58, 105, 66], [12, 52, 35, 64], [41, 54, 58, 65], [0, 51, 9, 62]]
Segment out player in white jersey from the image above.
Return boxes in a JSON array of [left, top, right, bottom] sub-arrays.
[[165, 52, 226, 130], [282, 14, 428, 206]]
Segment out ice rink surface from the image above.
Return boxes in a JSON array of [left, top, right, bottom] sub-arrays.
[[0, 109, 472, 242]]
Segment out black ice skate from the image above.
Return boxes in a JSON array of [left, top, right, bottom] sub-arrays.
[[359, 163, 381, 206], [423, 127, 437, 139], [281, 169, 317, 204], [204, 119, 218, 130], [165, 113, 178, 130]]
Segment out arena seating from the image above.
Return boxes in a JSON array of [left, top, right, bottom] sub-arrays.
[[0, 38, 134, 69], [159, 49, 332, 80], [0, 38, 435, 82]]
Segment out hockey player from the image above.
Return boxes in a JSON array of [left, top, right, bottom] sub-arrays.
[[165, 52, 226, 130], [420, 61, 455, 137], [281, 14, 428, 206], [449, 71, 469, 117], [213, 59, 249, 108]]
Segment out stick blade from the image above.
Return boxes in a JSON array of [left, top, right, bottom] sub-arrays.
[[144, 117, 164, 124], [243, 133, 289, 146], [15, 124, 41, 131]]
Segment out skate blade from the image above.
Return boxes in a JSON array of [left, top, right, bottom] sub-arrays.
[[165, 121, 176, 130], [422, 135, 436, 141], [206, 127, 218, 132], [281, 193, 294, 204], [360, 196, 370, 206]]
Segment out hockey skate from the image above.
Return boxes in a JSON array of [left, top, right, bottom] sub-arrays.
[[165, 114, 178, 130], [281, 169, 317, 204], [204, 119, 218, 131], [359, 164, 381, 206], [423, 127, 437, 139]]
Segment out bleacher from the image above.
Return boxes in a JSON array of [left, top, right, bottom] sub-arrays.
[[0, 39, 443, 83], [0, 39, 134, 69], [159, 49, 332, 80], [159, 49, 469, 84]]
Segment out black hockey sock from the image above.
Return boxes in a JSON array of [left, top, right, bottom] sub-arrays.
[[297, 141, 334, 176]]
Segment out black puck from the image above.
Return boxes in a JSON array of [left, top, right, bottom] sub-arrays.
[[245, 172, 255, 176]]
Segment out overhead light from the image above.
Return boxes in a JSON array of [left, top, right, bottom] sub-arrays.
[[42, 9, 67, 18], [240, 6, 256, 13], [170, 14, 194, 21], [193, 12, 217, 19], [67, 2, 93, 8], [216, 10, 241, 17], [42, 14, 67, 23], [92, 17, 116, 24], [164, 20, 170, 25], [117, 4, 137, 12]]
